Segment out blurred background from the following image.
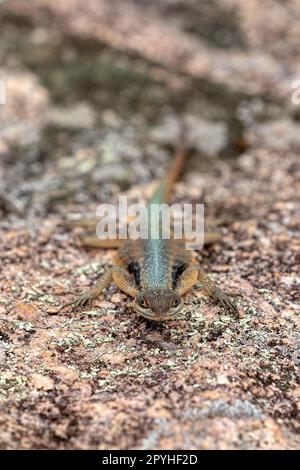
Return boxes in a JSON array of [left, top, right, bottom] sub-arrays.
[[1, 0, 299, 220], [0, 0, 299, 451]]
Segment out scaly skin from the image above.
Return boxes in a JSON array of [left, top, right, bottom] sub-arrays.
[[63, 135, 239, 321]]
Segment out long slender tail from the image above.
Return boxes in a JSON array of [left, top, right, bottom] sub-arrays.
[[149, 129, 188, 205]]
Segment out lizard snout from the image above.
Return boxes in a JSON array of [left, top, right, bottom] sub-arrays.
[[133, 289, 183, 321]]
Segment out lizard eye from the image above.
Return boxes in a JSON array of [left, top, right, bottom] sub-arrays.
[[139, 298, 148, 308], [172, 298, 180, 307]]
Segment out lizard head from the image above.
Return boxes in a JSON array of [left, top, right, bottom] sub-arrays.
[[133, 289, 183, 321]]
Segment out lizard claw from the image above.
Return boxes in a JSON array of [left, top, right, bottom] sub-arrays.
[[213, 288, 239, 318], [61, 293, 91, 310]]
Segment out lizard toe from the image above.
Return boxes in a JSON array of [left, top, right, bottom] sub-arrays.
[[214, 288, 239, 318]]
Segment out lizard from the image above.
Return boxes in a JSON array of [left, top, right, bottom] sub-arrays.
[[63, 135, 239, 321]]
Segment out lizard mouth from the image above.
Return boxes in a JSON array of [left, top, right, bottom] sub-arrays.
[[134, 305, 183, 322]]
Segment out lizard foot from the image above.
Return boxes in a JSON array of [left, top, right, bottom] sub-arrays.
[[213, 287, 239, 318], [61, 292, 93, 310]]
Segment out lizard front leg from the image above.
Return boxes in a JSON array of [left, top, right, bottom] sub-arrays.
[[111, 266, 138, 298], [62, 269, 113, 308], [176, 266, 239, 317], [62, 266, 137, 309]]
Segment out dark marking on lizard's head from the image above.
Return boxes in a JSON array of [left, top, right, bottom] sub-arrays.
[[133, 289, 182, 321], [172, 263, 187, 289], [127, 262, 141, 288]]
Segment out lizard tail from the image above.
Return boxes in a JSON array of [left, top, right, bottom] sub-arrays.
[[150, 128, 188, 205]]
